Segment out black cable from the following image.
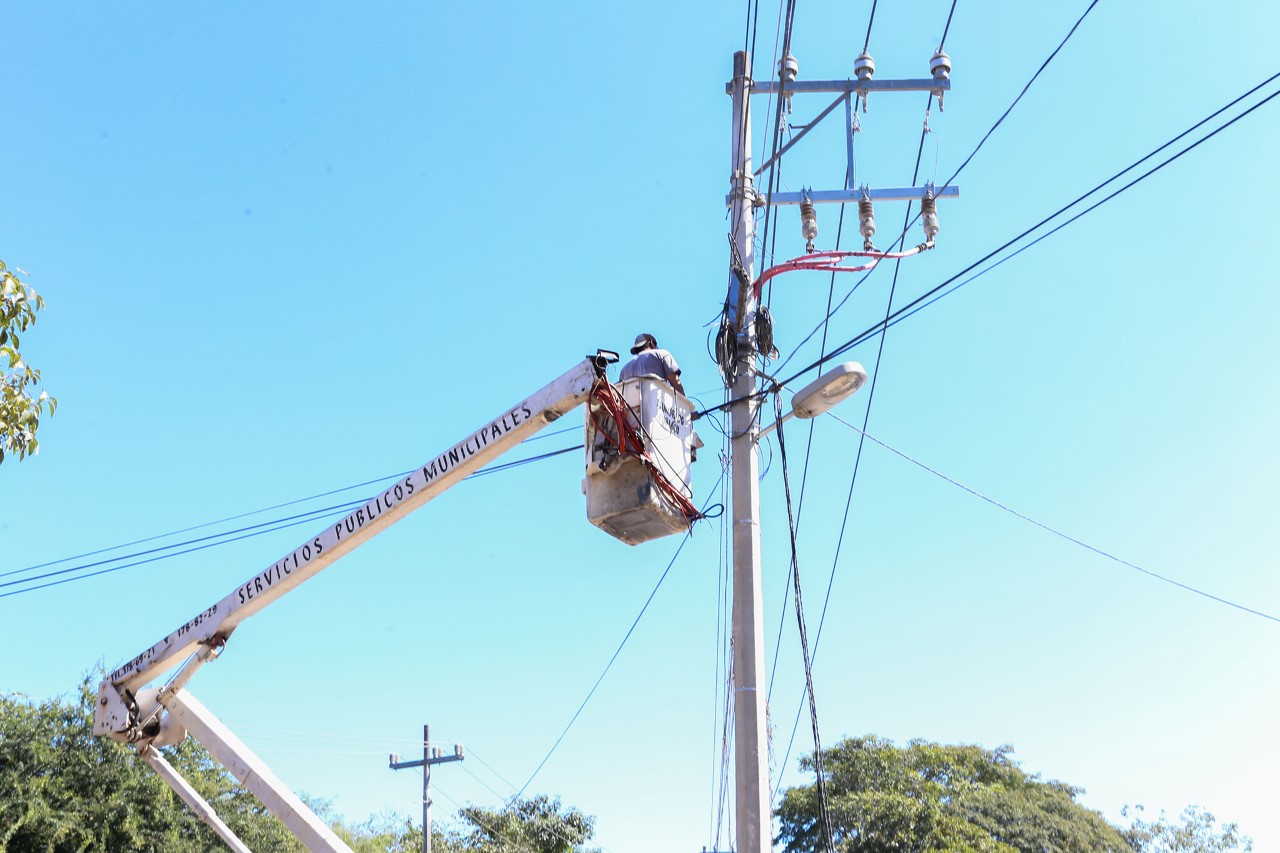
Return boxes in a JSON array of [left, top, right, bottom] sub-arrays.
[[831, 416, 1280, 625], [938, 0, 958, 48], [936, 0, 1099, 198], [890, 88, 1280, 331], [776, 75, 1280, 390], [771, 0, 958, 803], [0, 470, 412, 580], [0, 500, 365, 591], [773, 394, 835, 852], [3, 428, 583, 583], [862, 0, 878, 53], [766, 207, 849, 703], [0, 508, 350, 600], [465, 445, 581, 478], [767, 79, 1280, 797], [755, 0, 799, 302], [516, 473, 727, 798], [1, 443, 590, 599], [774, 0, 1096, 379]]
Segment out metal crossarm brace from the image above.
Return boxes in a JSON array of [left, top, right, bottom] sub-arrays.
[[730, 77, 950, 95], [750, 186, 960, 206]]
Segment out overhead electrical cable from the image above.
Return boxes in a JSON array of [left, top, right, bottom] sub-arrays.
[[0, 444, 586, 599], [0, 500, 365, 591], [938, 0, 958, 46], [516, 473, 727, 798], [773, 393, 835, 852], [0, 471, 410, 580], [3, 429, 582, 582], [762, 62, 1277, 767], [754, 0, 800, 296], [0, 508, 351, 600], [465, 748, 522, 795], [935, 0, 1099, 199], [766, 0, 885, 700], [827, 414, 1280, 625], [775, 74, 1280, 390], [768, 0, 946, 707], [709, 460, 735, 850], [773, 0, 1096, 378], [772, 0, 959, 798], [458, 762, 509, 801]]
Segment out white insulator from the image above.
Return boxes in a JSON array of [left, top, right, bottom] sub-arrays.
[[779, 52, 799, 112], [920, 194, 940, 241], [858, 198, 876, 249], [853, 51, 875, 81], [778, 52, 799, 84], [930, 49, 951, 82], [800, 199, 818, 252], [854, 51, 875, 111], [930, 49, 951, 110]]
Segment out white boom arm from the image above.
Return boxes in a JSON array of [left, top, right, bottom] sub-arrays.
[[92, 354, 609, 851]]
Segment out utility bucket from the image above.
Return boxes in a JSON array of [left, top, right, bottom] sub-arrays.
[[583, 376, 698, 546]]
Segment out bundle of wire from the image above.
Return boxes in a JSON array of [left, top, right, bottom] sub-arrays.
[[588, 381, 703, 526], [753, 245, 931, 298]]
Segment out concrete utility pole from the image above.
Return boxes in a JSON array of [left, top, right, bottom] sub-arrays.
[[723, 45, 954, 852], [727, 49, 770, 853], [389, 724, 464, 853]]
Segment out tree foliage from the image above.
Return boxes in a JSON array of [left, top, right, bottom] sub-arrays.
[[0, 261, 56, 463], [777, 735, 1130, 853], [1123, 805, 1253, 852], [0, 681, 597, 852], [0, 682, 302, 852], [435, 795, 598, 853]]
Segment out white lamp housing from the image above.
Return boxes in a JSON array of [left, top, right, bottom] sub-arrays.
[[791, 362, 868, 419]]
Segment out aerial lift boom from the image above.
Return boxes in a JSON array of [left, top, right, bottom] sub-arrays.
[[93, 353, 615, 852]]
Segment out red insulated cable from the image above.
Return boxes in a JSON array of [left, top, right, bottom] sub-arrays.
[[589, 381, 703, 526], [751, 246, 928, 298]]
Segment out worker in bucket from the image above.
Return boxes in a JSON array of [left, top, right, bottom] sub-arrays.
[[620, 332, 702, 462], [620, 332, 685, 395]]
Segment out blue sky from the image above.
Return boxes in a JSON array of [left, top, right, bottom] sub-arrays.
[[3, 1, 1279, 851]]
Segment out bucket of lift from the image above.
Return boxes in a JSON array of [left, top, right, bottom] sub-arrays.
[[583, 376, 700, 546]]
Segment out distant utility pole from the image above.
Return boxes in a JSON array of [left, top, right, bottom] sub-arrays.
[[388, 724, 464, 853], [723, 49, 953, 853]]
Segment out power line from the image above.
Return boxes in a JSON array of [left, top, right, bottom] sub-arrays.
[[0, 508, 348, 600], [827, 414, 1280, 625], [768, 0, 953, 707], [767, 59, 1280, 768], [937, 0, 1100, 198], [776, 74, 1280, 390], [862, 0, 878, 53], [0, 500, 364, 590], [0, 472, 409, 580], [773, 0, 1097, 380], [516, 473, 726, 798], [3, 428, 582, 583], [0, 444, 585, 599], [772, 394, 835, 852], [938, 0, 958, 47]]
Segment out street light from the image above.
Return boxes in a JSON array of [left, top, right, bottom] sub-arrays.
[[758, 361, 869, 438], [791, 361, 868, 418]]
